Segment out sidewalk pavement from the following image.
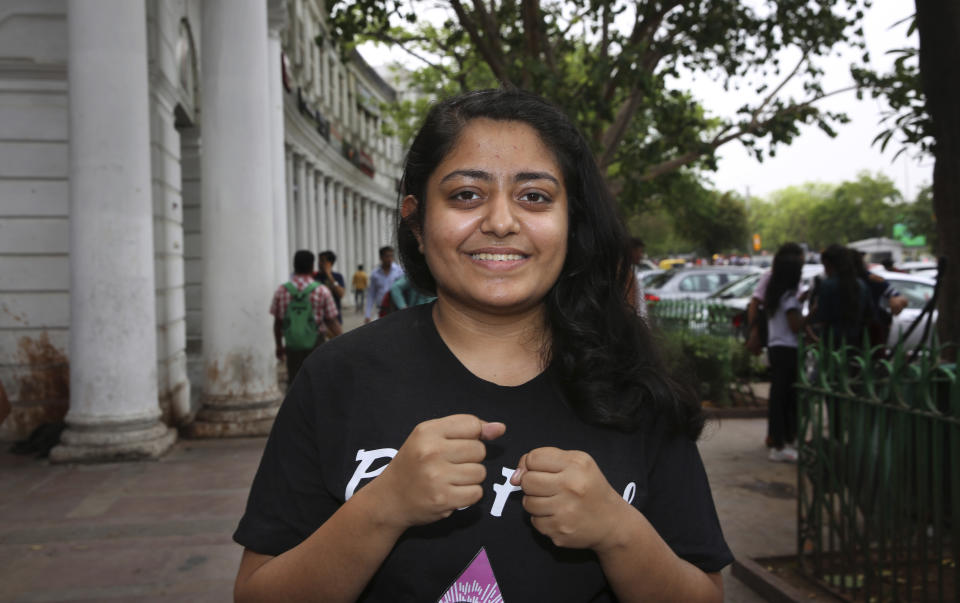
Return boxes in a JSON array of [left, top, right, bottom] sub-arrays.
[[0, 309, 797, 602]]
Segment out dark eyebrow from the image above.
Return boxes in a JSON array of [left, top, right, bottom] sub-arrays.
[[514, 171, 559, 185], [439, 169, 492, 183], [439, 169, 560, 185]]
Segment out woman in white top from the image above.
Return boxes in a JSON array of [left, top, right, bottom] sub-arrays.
[[764, 243, 805, 462]]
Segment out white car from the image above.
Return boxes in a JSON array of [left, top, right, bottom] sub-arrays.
[[870, 270, 938, 349]]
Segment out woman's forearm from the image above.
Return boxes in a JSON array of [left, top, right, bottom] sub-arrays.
[[235, 484, 405, 602], [596, 504, 723, 603]]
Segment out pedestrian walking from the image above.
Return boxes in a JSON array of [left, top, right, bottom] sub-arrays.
[[234, 89, 731, 602], [351, 264, 368, 311], [270, 250, 342, 387], [764, 243, 804, 463], [363, 245, 403, 323], [315, 250, 345, 323], [385, 273, 435, 313]]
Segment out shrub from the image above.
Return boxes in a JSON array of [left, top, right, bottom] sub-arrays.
[[660, 330, 736, 407]]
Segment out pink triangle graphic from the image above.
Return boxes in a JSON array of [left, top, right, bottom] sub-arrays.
[[437, 547, 504, 603]]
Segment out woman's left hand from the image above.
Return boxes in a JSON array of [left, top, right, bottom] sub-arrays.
[[510, 447, 630, 552]]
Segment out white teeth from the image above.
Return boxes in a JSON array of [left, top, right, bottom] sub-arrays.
[[471, 253, 525, 261]]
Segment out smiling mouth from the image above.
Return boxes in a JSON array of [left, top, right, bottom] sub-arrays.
[[470, 253, 527, 261]]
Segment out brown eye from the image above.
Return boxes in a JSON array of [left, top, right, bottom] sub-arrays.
[[520, 192, 551, 203], [452, 190, 481, 202]]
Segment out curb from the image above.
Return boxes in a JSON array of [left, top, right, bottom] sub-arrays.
[[705, 406, 767, 419], [732, 556, 842, 602]]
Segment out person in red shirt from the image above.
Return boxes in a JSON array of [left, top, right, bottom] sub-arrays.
[[270, 250, 342, 386]]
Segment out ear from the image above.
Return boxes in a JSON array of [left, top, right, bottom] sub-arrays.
[[401, 195, 424, 253]]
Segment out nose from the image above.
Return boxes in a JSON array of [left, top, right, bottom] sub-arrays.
[[479, 192, 520, 237]]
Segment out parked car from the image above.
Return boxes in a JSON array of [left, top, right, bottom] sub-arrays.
[[705, 272, 763, 339], [871, 270, 938, 349], [636, 259, 659, 272], [657, 258, 688, 270], [644, 266, 762, 301]]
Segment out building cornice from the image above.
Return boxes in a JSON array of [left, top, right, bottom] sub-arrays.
[[0, 60, 66, 81], [284, 93, 397, 206]]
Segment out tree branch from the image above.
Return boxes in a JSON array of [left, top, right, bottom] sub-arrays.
[[521, 0, 540, 87], [368, 31, 457, 76], [637, 84, 859, 182], [449, 0, 512, 84]]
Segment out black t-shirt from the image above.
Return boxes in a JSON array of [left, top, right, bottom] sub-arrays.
[[315, 270, 345, 323], [234, 303, 733, 602]]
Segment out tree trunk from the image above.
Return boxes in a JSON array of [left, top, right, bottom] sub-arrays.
[[915, 0, 960, 360]]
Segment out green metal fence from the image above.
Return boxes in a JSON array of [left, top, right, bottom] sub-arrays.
[[646, 299, 739, 337], [796, 338, 959, 601]]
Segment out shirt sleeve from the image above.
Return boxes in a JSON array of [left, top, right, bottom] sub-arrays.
[[269, 285, 284, 317], [313, 285, 338, 329], [782, 291, 801, 313], [365, 274, 380, 319], [642, 432, 734, 573], [751, 271, 770, 301]]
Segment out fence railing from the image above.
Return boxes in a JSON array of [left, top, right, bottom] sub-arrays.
[[795, 338, 959, 601], [646, 299, 740, 337]]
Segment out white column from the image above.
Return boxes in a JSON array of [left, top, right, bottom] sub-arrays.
[[344, 189, 354, 290], [325, 177, 336, 250], [314, 171, 324, 252], [321, 51, 330, 108], [53, 0, 175, 462], [366, 198, 376, 271], [295, 156, 307, 248], [284, 148, 295, 265], [315, 169, 326, 249], [268, 26, 289, 285], [372, 204, 381, 253], [191, 0, 280, 437], [337, 185, 347, 260], [354, 194, 364, 277], [330, 181, 339, 253], [377, 205, 390, 247], [305, 164, 316, 252]]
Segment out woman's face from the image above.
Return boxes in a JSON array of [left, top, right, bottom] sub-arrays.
[[408, 118, 569, 316]]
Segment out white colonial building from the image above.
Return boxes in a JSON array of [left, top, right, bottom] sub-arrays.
[[0, 0, 404, 460]]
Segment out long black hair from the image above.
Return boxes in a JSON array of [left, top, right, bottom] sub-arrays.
[[396, 89, 703, 439], [764, 243, 804, 315], [821, 244, 861, 324]]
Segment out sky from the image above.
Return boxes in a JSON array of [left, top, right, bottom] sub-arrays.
[[702, 4, 928, 201], [358, 3, 929, 202]]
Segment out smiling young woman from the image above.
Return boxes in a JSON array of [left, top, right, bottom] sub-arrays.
[[232, 89, 731, 603]]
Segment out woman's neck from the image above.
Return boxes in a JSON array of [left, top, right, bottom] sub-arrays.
[[432, 298, 549, 387]]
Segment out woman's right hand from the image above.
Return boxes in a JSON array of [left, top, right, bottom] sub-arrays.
[[366, 414, 505, 530]]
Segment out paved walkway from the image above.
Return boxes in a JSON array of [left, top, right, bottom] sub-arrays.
[[0, 308, 798, 601]]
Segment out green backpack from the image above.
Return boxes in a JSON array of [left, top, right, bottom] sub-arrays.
[[282, 281, 321, 351]]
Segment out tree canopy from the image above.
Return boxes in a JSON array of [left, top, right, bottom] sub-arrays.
[[747, 171, 939, 253], [330, 0, 868, 208]]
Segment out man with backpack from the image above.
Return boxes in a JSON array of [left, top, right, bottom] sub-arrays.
[[270, 250, 342, 387]]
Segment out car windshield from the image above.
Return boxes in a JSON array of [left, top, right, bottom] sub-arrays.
[[711, 273, 760, 299], [888, 279, 934, 309], [645, 271, 677, 289]]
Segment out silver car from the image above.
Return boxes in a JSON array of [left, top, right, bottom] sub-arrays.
[[644, 266, 762, 301]]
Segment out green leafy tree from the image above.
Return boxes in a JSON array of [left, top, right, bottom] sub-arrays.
[[853, 5, 958, 352], [750, 183, 830, 251], [750, 172, 902, 251], [624, 171, 748, 256], [332, 0, 866, 206]]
